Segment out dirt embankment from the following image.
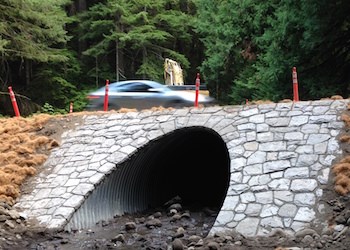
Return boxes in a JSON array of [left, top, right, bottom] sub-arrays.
[[0, 114, 57, 205], [0, 113, 87, 206]]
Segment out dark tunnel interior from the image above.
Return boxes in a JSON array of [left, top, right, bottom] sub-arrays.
[[138, 126, 231, 210]]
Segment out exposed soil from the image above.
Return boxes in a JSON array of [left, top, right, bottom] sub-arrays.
[[1, 102, 350, 249]]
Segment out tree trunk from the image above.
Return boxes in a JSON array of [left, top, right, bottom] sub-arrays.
[[77, 0, 86, 11], [25, 59, 30, 88], [116, 34, 119, 82], [142, 47, 147, 79], [95, 56, 98, 87], [71, 0, 87, 55], [115, 17, 125, 81]]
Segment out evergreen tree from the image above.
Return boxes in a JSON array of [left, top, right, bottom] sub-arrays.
[[0, 0, 81, 114], [244, 0, 350, 101], [195, 0, 350, 104], [77, 0, 195, 85], [194, 0, 273, 103], [0, 0, 72, 88]]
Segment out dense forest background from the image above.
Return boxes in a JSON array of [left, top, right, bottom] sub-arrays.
[[0, 0, 349, 115]]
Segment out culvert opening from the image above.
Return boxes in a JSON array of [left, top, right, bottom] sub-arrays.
[[66, 126, 230, 230]]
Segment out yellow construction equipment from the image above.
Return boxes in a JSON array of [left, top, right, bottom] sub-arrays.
[[164, 58, 184, 85]]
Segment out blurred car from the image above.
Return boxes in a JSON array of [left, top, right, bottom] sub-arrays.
[[86, 80, 215, 111]]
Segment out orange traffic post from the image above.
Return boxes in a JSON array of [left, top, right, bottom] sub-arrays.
[[103, 79, 109, 111], [8, 86, 20, 117], [292, 67, 299, 102], [194, 73, 200, 107], [69, 102, 73, 113]]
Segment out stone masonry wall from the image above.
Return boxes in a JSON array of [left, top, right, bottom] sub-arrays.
[[15, 99, 349, 237], [210, 100, 348, 237]]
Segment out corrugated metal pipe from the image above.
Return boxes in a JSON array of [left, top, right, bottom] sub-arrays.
[[65, 127, 230, 230]]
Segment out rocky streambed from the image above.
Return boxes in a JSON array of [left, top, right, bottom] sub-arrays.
[[1, 194, 350, 250]]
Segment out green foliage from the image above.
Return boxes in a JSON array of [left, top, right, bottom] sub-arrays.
[[194, 0, 249, 103], [2, 0, 349, 110], [136, 54, 164, 82], [247, 0, 350, 101], [0, 0, 72, 62], [0, 0, 78, 116], [27, 50, 89, 112], [195, 0, 350, 104], [40, 102, 65, 115], [0, 0, 200, 114], [77, 0, 195, 83]]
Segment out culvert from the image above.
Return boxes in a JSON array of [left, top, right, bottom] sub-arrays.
[[66, 126, 230, 230]]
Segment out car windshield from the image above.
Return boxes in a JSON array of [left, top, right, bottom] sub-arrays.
[[107, 81, 171, 93]]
